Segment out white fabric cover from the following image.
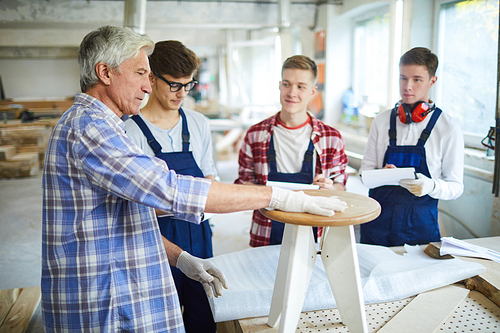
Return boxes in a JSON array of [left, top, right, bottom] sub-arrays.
[[207, 243, 485, 322]]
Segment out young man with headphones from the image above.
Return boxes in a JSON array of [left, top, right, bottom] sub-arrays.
[[359, 47, 464, 247]]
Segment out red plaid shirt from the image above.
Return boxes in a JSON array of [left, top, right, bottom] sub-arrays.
[[235, 112, 349, 247]]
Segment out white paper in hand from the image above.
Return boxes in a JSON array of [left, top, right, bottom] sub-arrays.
[[361, 167, 415, 189], [266, 180, 319, 190]]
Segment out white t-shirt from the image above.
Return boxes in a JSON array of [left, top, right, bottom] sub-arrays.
[[359, 108, 464, 200], [273, 123, 315, 174], [123, 108, 217, 178]]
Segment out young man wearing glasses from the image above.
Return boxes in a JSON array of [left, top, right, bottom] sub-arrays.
[[123, 40, 218, 333]]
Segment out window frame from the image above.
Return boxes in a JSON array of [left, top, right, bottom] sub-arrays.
[[351, 5, 391, 111], [432, 0, 499, 150]]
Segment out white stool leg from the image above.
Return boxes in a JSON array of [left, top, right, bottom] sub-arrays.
[[267, 224, 317, 332], [321, 225, 367, 333]]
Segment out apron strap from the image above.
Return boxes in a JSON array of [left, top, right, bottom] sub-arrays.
[[417, 108, 442, 147], [131, 115, 163, 155], [389, 108, 398, 146], [131, 109, 192, 155], [301, 140, 315, 173], [179, 108, 190, 152], [268, 135, 278, 173], [388, 107, 442, 147]]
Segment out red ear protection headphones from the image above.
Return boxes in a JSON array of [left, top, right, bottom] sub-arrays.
[[397, 101, 434, 124]]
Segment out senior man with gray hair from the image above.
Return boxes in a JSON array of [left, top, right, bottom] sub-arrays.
[[42, 25, 347, 332]]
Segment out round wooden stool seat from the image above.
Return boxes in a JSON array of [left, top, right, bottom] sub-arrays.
[[259, 189, 381, 227]]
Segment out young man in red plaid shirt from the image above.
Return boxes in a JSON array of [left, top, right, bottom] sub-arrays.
[[235, 55, 349, 247]]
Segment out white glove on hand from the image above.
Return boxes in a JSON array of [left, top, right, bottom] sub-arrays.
[[399, 173, 435, 197], [269, 187, 348, 216], [176, 251, 228, 298]]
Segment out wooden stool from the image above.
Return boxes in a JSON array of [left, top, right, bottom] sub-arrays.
[[260, 190, 381, 333]]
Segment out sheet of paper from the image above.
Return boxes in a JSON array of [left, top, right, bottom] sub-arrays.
[[361, 167, 415, 188], [266, 180, 320, 191], [440, 237, 500, 264]]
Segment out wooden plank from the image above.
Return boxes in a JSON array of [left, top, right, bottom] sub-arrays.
[[0, 152, 39, 178], [217, 320, 245, 333], [423, 242, 454, 259], [17, 145, 47, 167], [0, 288, 21, 327], [378, 284, 470, 333], [424, 241, 500, 308], [0, 287, 41, 333], [0, 145, 16, 161], [0, 126, 50, 146], [0, 119, 58, 129], [0, 99, 73, 110], [240, 317, 278, 332]]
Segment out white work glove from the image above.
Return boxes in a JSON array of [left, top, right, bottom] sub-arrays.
[[399, 173, 435, 197], [176, 251, 228, 298], [268, 186, 348, 216]]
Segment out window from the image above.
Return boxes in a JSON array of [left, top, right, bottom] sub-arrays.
[[352, 8, 391, 121], [228, 37, 280, 109], [436, 0, 499, 145]]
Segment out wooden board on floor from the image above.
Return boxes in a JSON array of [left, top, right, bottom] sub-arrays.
[[0, 287, 41, 333], [0, 288, 20, 326], [378, 284, 469, 333], [217, 319, 245, 333]]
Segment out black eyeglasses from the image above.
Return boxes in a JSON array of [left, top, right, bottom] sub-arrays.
[[152, 70, 197, 92]]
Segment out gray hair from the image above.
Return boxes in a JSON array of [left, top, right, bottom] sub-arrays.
[[78, 25, 155, 92]]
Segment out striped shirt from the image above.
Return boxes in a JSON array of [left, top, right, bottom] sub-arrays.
[[235, 112, 348, 247], [42, 93, 211, 332]]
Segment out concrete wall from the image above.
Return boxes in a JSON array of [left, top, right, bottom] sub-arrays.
[[0, 0, 316, 100], [0, 58, 80, 100]]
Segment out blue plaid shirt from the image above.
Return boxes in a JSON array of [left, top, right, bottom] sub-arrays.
[[42, 93, 211, 332]]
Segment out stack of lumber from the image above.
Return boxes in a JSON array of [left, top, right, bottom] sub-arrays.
[[0, 126, 51, 178], [0, 99, 72, 120], [0, 99, 72, 178]]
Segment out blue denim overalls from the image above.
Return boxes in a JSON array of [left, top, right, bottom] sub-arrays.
[[131, 108, 215, 333], [360, 108, 442, 246], [267, 133, 317, 244]]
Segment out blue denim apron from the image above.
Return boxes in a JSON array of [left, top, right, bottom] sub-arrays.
[[131, 108, 215, 333], [360, 108, 442, 247], [267, 134, 316, 244]]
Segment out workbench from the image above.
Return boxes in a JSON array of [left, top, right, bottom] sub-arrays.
[[217, 236, 500, 333]]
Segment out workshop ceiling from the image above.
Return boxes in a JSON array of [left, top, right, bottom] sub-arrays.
[[84, 0, 343, 4]]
